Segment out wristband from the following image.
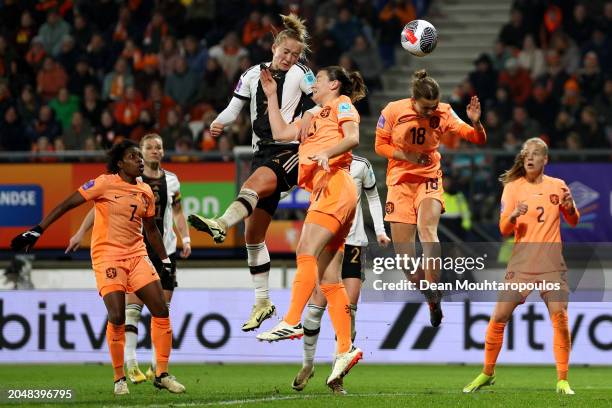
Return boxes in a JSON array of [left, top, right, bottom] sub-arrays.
[[182, 237, 191, 245]]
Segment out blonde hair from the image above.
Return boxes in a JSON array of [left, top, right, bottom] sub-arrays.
[[274, 14, 310, 55], [140, 133, 163, 148], [499, 137, 548, 185], [411, 69, 440, 100]]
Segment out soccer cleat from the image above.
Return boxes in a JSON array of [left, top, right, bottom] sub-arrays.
[[242, 299, 276, 332], [428, 301, 443, 327], [292, 365, 315, 391], [114, 377, 129, 395], [154, 373, 186, 394], [256, 320, 303, 342], [328, 377, 347, 395], [556, 380, 575, 395], [145, 367, 155, 382], [463, 373, 496, 393], [187, 215, 226, 243], [127, 365, 147, 384], [326, 346, 363, 386]]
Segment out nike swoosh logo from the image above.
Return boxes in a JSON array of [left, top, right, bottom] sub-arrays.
[[115, 195, 124, 199]]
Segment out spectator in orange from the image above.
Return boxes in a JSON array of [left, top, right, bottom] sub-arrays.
[[379, 0, 416, 25], [113, 86, 143, 132], [498, 58, 532, 105], [103, 57, 134, 102], [208, 31, 248, 80], [142, 80, 176, 130], [26, 37, 47, 72], [143, 10, 168, 53], [242, 11, 266, 46], [37, 56, 68, 101]]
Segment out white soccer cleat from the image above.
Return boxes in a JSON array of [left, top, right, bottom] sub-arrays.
[[187, 215, 226, 243], [256, 320, 303, 342], [242, 299, 276, 332], [114, 377, 129, 395], [154, 373, 186, 394], [292, 365, 315, 391], [326, 346, 363, 386], [127, 365, 147, 384]]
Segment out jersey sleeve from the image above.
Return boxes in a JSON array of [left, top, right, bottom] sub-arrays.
[[143, 184, 156, 218], [363, 160, 377, 190], [335, 96, 359, 125], [78, 174, 111, 201], [374, 104, 396, 159], [499, 182, 517, 236], [300, 68, 315, 96], [444, 108, 486, 146], [233, 68, 254, 101]]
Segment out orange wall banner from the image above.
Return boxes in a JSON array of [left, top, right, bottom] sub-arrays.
[[0, 163, 236, 250]]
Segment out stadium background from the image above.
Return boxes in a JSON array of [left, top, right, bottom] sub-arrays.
[[0, 0, 611, 405]]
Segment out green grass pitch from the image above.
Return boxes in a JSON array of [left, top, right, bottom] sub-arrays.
[[1, 364, 611, 407]]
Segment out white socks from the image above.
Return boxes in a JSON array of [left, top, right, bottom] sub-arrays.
[[219, 188, 259, 229], [125, 304, 142, 368], [247, 242, 271, 301], [302, 304, 325, 368]]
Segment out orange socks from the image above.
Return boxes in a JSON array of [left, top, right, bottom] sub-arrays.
[[320, 282, 352, 354], [483, 320, 506, 376], [551, 311, 570, 380], [151, 316, 172, 377], [106, 322, 125, 381], [284, 254, 318, 325]]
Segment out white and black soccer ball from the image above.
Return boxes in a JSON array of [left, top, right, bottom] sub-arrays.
[[400, 19, 438, 57]]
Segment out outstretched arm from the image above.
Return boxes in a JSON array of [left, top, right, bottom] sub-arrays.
[[66, 206, 95, 253], [12, 191, 86, 252], [260, 68, 298, 141]]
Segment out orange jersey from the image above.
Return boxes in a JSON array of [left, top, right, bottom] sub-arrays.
[[500, 175, 580, 273], [78, 174, 156, 264], [375, 99, 486, 185], [500, 175, 579, 242], [297, 95, 360, 192]]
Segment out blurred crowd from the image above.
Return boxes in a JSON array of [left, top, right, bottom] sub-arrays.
[[451, 0, 611, 152], [0, 0, 432, 156]]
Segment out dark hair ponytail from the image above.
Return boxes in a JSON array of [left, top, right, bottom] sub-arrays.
[[323, 66, 367, 102]]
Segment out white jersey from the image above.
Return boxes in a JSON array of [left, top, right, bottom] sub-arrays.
[[346, 156, 387, 247], [141, 170, 181, 256], [232, 62, 315, 151]]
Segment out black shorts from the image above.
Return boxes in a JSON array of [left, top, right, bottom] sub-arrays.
[[148, 251, 177, 291], [251, 144, 299, 216], [342, 244, 366, 281]]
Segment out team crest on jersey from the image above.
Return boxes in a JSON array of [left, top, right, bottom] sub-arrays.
[[549, 194, 560, 205], [385, 202, 394, 214], [504, 271, 514, 280], [377, 114, 386, 128], [429, 116, 440, 129], [320, 106, 331, 118], [82, 179, 95, 190], [106, 267, 117, 279]]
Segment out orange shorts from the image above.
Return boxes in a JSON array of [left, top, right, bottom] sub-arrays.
[[502, 270, 569, 302], [384, 176, 445, 224], [93, 255, 159, 297], [306, 169, 357, 252]]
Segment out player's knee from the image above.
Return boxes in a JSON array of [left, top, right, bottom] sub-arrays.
[[417, 224, 439, 242], [150, 303, 169, 318], [107, 309, 125, 325], [245, 228, 266, 244]]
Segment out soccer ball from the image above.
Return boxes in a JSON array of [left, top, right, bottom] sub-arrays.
[[401, 19, 438, 57]]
